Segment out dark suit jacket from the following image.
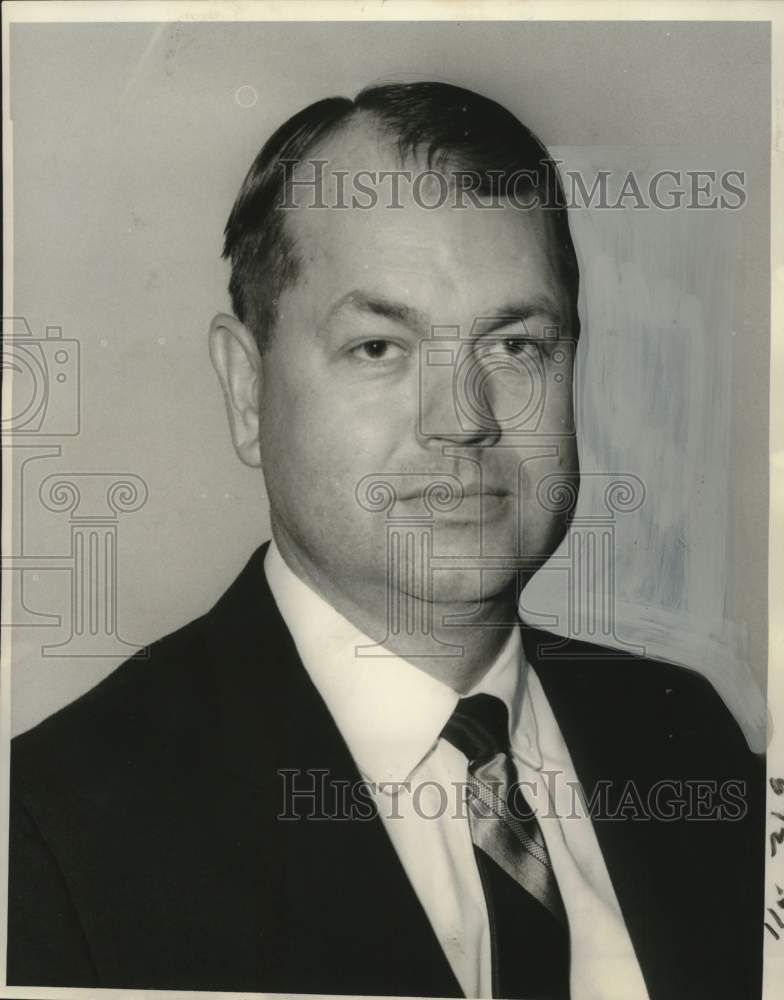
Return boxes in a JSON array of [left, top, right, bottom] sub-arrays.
[[8, 544, 765, 997]]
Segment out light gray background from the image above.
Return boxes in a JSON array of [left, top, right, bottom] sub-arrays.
[[7, 20, 770, 745]]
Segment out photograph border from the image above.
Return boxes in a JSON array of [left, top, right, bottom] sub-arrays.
[[1, 2, 781, 998]]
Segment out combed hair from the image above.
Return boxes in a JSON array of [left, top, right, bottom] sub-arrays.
[[223, 81, 579, 350]]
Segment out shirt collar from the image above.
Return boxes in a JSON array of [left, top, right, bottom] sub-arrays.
[[264, 539, 540, 783], [468, 625, 543, 770]]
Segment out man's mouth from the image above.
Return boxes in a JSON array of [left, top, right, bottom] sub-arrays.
[[397, 486, 512, 500]]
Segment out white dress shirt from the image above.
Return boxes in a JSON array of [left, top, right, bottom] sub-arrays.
[[265, 540, 649, 1000]]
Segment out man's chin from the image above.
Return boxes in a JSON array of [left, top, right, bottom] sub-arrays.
[[427, 567, 519, 609]]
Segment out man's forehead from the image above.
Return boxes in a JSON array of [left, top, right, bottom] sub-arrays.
[[278, 118, 569, 323], [288, 115, 406, 192], [284, 127, 555, 255]]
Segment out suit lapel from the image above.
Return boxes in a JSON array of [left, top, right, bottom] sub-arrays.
[[523, 633, 668, 984], [523, 625, 763, 1000], [195, 551, 761, 999], [202, 544, 463, 997]]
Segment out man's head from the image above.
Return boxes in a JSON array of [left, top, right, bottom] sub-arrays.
[[222, 82, 579, 352], [210, 81, 581, 626]]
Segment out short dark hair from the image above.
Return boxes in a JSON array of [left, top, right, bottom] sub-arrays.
[[223, 81, 580, 350]]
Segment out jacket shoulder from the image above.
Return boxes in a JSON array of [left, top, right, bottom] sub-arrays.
[[522, 626, 759, 763], [11, 610, 218, 800], [12, 545, 271, 788]]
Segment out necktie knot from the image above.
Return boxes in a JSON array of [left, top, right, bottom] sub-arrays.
[[441, 693, 511, 765]]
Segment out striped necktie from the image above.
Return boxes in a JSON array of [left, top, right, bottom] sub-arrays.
[[441, 693, 571, 999]]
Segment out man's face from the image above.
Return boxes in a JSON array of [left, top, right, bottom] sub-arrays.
[[252, 125, 578, 610]]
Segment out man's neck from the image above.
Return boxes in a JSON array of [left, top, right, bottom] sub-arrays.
[[270, 532, 520, 695]]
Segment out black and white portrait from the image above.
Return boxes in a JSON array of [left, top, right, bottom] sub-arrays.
[[2, 7, 780, 1000]]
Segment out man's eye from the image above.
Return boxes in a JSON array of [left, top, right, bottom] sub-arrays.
[[351, 340, 405, 362], [492, 338, 541, 357]]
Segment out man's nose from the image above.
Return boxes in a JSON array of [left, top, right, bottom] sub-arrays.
[[416, 345, 503, 448]]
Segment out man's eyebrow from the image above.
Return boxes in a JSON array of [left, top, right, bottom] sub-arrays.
[[479, 298, 565, 333], [323, 291, 565, 336], [324, 291, 429, 334]]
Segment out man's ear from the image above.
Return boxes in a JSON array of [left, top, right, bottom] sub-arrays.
[[209, 313, 263, 468]]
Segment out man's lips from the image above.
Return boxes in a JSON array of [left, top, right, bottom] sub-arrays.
[[396, 488, 512, 501], [354, 473, 514, 514]]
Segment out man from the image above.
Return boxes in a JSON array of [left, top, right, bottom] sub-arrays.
[[7, 82, 764, 999]]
